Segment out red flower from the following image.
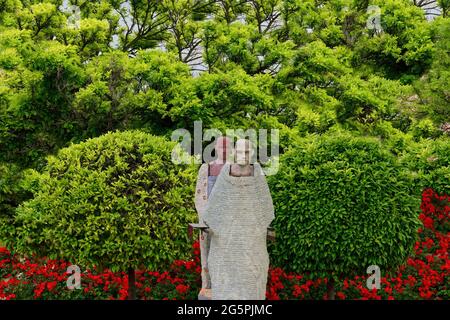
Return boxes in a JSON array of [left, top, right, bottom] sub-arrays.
[[343, 279, 349, 289], [34, 283, 46, 299], [185, 261, 195, 270], [175, 284, 189, 295], [336, 292, 346, 300], [292, 285, 302, 298], [46, 281, 57, 292]]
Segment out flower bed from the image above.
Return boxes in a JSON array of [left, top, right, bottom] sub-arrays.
[[1, 189, 448, 300]]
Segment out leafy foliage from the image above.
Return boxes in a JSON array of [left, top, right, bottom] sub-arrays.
[[3, 131, 197, 272], [268, 131, 421, 277]]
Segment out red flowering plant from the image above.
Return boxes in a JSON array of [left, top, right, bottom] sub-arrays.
[[0, 247, 12, 279], [135, 260, 201, 300], [420, 188, 449, 233], [265, 267, 329, 300], [0, 241, 202, 300], [136, 241, 201, 300]]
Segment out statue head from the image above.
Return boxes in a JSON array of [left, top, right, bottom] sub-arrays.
[[235, 139, 255, 166], [215, 136, 232, 163]]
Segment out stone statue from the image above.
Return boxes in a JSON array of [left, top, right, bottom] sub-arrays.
[[202, 139, 275, 300], [194, 136, 233, 300]]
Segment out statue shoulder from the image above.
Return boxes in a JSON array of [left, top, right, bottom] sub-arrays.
[[196, 163, 208, 177], [199, 163, 208, 172], [253, 163, 266, 177]]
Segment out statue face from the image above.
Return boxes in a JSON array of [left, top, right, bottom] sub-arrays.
[[215, 137, 232, 162], [235, 139, 253, 165]]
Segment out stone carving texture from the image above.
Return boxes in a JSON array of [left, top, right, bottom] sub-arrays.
[[194, 163, 211, 289], [203, 163, 274, 300]]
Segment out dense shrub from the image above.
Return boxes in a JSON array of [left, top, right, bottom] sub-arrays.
[[402, 136, 450, 196], [0, 163, 30, 237], [268, 130, 421, 278], [3, 130, 197, 273]]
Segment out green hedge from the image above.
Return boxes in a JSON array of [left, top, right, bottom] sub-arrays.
[[402, 136, 450, 195], [0, 163, 30, 237], [4, 130, 197, 272], [268, 130, 421, 278]]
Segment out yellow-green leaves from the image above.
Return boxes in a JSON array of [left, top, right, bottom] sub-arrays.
[[10, 130, 197, 272]]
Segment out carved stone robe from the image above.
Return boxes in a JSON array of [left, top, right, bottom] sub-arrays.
[[203, 163, 274, 300]]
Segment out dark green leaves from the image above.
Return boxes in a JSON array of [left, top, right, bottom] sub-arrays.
[[268, 131, 421, 277]]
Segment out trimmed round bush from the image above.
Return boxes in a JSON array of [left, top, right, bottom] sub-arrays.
[[268, 131, 421, 278], [9, 130, 197, 272]]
